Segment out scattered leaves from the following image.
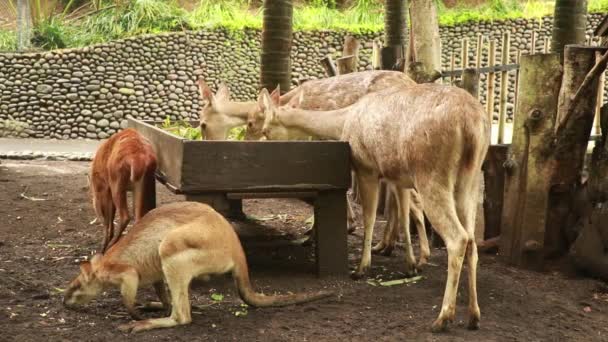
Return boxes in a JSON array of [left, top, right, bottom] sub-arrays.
[[210, 293, 224, 302]]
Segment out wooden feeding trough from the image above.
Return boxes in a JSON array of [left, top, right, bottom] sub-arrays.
[[128, 118, 352, 277]]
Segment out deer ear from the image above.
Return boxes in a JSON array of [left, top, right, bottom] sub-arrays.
[[197, 79, 214, 102], [216, 82, 230, 101], [258, 88, 272, 112], [270, 85, 281, 105], [295, 90, 305, 108]]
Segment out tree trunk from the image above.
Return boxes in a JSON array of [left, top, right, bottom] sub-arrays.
[[383, 0, 408, 69], [500, 47, 604, 269], [16, 0, 31, 51], [260, 0, 293, 94], [500, 53, 564, 269], [409, 0, 441, 77], [551, 0, 588, 55]]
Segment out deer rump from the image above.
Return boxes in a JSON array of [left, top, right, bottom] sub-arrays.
[[89, 128, 157, 253]]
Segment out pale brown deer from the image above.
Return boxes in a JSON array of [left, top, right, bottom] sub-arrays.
[[197, 71, 427, 252], [89, 128, 157, 252], [259, 84, 490, 332], [63, 202, 333, 333]]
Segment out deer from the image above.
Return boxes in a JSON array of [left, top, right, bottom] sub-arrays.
[[63, 201, 334, 333], [89, 128, 157, 253], [198, 71, 429, 263], [258, 83, 490, 332]]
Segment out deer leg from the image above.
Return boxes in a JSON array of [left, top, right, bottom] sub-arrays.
[[346, 197, 357, 234], [372, 188, 398, 256], [109, 181, 131, 247], [351, 170, 380, 279], [120, 257, 193, 333], [420, 183, 469, 333], [455, 173, 482, 330], [395, 187, 418, 277], [100, 194, 115, 253], [119, 268, 141, 320], [410, 190, 430, 268]]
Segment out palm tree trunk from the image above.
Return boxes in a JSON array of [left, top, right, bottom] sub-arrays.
[[260, 0, 293, 94], [551, 0, 588, 55], [384, 0, 408, 47]]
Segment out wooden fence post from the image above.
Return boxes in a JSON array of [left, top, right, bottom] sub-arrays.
[[498, 32, 511, 144], [461, 38, 469, 69], [486, 40, 497, 125], [595, 51, 605, 136]]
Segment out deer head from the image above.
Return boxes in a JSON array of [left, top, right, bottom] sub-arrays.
[[197, 79, 237, 140], [63, 254, 105, 308], [258, 86, 308, 140]]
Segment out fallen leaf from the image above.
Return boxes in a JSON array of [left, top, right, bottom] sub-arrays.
[[210, 293, 224, 302], [584, 306, 592, 313], [379, 276, 423, 287]]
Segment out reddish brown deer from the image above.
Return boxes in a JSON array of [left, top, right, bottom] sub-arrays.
[[259, 84, 490, 332], [89, 128, 157, 253], [63, 202, 333, 333]]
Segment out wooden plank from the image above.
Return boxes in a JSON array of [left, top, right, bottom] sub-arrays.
[[461, 38, 469, 69], [314, 190, 349, 277], [180, 140, 351, 192], [499, 53, 563, 268], [128, 118, 184, 190], [595, 51, 605, 136], [372, 40, 382, 70], [320, 56, 337, 77], [482, 144, 508, 240], [531, 31, 536, 55], [226, 191, 318, 199], [498, 32, 511, 144], [476, 34, 484, 69], [449, 52, 456, 85], [441, 63, 519, 78], [486, 40, 497, 125]]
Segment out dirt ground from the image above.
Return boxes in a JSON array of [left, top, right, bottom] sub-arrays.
[[1, 160, 607, 342]]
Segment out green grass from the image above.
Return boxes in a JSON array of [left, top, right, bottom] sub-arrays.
[[5, 0, 608, 51], [0, 29, 17, 52]]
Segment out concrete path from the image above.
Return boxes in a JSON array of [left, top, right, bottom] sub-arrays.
[[0, 138, 99, 160]]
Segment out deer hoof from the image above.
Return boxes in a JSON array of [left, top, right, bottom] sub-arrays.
[[350, 268, 368, 280], [467, 315, 481, 330], [431, 317, 450, 333]]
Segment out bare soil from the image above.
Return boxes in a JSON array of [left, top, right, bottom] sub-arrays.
[[1, 160, 607, 342]]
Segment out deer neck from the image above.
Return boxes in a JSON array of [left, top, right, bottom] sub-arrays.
[[216, 101, 257, 122], [278, 107, 348, 140]]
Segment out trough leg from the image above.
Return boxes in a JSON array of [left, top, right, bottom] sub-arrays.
[[314, 190, 349, 277]]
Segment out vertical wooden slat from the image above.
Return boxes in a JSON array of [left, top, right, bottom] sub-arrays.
[[476, 34, 483, 68], [461, 38, 469, 69], [486, 40, 497, 125], [498, 32, 510, 144], [514, 50, 522, 117], [450, 52, 456, 85], [531, 31, 536, 55], [595, 51, 605, 136], [543, 37, 550, 53]]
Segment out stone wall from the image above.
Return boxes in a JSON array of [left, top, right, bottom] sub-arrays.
[[0, 13, 605, 139]]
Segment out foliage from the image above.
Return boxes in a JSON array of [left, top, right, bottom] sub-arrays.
[[0, 29, 17, 52], [4, 0, 608, 51], [31, 18, 68, 50], [160, 116, 202, 140]]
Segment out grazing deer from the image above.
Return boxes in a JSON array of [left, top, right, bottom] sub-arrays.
[[89, 128, 157, 253], [259, 84, 490, 332], [254, 85, 430, 267], [197, 71, 419, 238], [63, 202, 333, 333]]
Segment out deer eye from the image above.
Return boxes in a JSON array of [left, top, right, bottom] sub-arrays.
[[247, 121, 253, 128], [200, 122, 207, 130]]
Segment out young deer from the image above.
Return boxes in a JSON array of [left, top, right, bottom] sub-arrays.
[[63, 202, 333, 333], [259, 84, 490, 332], [89, 128, 157, 253]]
